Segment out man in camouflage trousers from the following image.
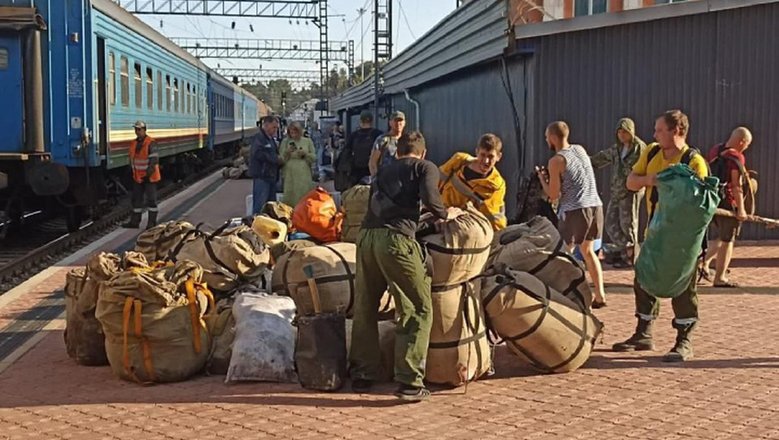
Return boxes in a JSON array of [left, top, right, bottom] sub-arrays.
[[590, 118, 647, 267]]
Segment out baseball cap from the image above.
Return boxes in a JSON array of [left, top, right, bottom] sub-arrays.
[[390, 111, 406, 121], [359, 110, 374, 122], [133, 121, 147, 129]]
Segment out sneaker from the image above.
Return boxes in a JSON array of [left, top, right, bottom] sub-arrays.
[[393, 384, 431, 402], [351, 379, 373, 393]]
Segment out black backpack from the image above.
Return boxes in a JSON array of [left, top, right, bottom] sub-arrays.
[[349, 128, 383, 170]]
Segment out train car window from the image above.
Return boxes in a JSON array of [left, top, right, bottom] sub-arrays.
[[120, 56, 129, 107], [146, 67, 153, 110], [134, 63, 142, 108], [157, 71, 162, 111], [186, 83, 191, 114], [174, 78, 180, 113], [108, 52, 115, 106], [0, 48, 7, 69], [165, 75, 171, 111]]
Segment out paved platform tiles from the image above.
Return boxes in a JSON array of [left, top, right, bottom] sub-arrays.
[[0, 173, 777, 439]]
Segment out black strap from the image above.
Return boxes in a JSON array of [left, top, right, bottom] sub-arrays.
[[648, 146, 701, 222], [425, 241, 491, 256], [280, 244, 355, 314]]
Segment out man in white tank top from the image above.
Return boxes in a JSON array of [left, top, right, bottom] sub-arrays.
[[537, 121, 606, 308]]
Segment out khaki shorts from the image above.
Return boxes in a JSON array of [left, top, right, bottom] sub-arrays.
[[560, 206, 604, 245], [710, 215, 741, 243]]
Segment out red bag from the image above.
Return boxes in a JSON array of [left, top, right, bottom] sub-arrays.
[[292, 187, 343, 243]]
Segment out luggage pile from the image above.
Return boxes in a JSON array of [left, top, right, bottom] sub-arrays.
[[62, 183, 603, 389]]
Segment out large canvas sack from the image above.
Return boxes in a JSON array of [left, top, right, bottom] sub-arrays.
[[171, 224, 270, 294], [271, 242, 393, 317], [489, 217, 592, 308], [292, 187, 343, 243], [345, 319, 396, 382], [226, 291, 297, 383], [135, 220, 197, 262], [205, 296, 236, 375], [419, 206, 493, 287], [96, 260, 214, 383], [64, 252, 148, 366], [340, 184, 371, 243], [426, 279, 491, 386], [270, 239, 317, 263], [481, 266, 602, 373], [636, 164, 720, 298]]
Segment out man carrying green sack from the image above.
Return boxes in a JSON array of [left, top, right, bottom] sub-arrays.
[[613, 110, 718, 362]]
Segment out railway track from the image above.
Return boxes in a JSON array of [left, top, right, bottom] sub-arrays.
[[0, 159, 231, 294]]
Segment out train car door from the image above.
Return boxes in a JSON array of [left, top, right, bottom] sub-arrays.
[[95, 37, 108, 157], [0, 36, 24, 154]]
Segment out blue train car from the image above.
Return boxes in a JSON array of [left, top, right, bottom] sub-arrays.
[[0, 0, 263, 230]]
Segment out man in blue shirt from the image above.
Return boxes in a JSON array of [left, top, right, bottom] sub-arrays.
[[249, 116, 281, 214]]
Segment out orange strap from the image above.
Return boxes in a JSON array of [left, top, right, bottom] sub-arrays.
[[134, 299, 156, 382], [121, 296, 155, 384], [185, 278, 206, 354]]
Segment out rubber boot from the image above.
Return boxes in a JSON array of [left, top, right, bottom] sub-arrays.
[[122, 212, 142, 229], [662, 321, 697, 362], [612, 318, 654, 352], [145, 210, 158, 230]]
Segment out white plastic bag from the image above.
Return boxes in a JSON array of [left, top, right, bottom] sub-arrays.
[[225, 289, 297, 383]]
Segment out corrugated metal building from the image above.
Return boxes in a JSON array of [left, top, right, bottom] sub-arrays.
[[331, 0, 779, 239]]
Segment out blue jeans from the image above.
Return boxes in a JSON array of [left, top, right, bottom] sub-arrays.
[[252, 178, 277, 214]]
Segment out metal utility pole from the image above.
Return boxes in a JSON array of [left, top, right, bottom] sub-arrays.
[[357, 7, 366, 80], [373, 0, 392, 123]]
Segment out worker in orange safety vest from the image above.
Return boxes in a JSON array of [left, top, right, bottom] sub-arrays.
[[123, 120, 161, 229]]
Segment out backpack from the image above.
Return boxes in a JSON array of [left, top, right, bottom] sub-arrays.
[[706, 144, 750, 209], [350, 128, 382, 170]]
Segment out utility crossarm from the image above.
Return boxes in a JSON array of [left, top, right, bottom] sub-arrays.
[[113, 0, 320, 21], [171, 38, 350, 61], [216, 68, 320, 86]]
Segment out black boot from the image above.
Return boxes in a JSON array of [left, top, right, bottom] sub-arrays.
[[145, 210, 158, 230], [122, 212, 142, 228], [612, 318, 654, 352], [662, 321, 697, 362]]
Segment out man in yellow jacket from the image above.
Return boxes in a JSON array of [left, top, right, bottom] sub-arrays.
[[439, 133, 507, 230]]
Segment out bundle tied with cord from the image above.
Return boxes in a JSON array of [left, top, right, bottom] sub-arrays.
[[96, 260, 215, 383]]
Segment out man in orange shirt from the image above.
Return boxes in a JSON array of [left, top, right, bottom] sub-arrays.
[[123, 121, 160, 229]]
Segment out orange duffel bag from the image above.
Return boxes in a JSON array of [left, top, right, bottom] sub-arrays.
[[292, 187, 343, 243]]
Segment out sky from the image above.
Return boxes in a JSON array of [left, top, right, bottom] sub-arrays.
[[135, 1, 458, 79]]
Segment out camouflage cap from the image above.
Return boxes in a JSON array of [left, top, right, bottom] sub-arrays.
[[390, 111, 406, 121]]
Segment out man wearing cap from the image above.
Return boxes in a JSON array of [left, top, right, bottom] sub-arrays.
[[369, 111, 406, 177], [123, 121, 160, 229], [337, 110, 383, 189]]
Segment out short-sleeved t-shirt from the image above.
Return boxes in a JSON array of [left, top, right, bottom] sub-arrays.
[[373, 135, 399, 170], [632, 143, 709, 219]]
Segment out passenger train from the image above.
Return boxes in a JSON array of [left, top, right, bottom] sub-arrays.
[[0, 0, 270, 231]]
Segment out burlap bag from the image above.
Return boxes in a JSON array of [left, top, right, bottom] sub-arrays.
[[419, 206, 493, 287], [96, 260, 214, 383], [426, 278, 491, 386], [340, 184, 370, 243], [171, 224, 270, 294], [481, 266, 602, 373], [64, 252, 148, 366], [271, 242, 393, 318], [135, 220, 197, 262], [489, 216, 593, 308]]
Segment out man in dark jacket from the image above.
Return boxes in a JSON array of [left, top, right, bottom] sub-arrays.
[[337, 110, 383, 189], [249, 116, 281, 214], [350, 131, 462, 402]]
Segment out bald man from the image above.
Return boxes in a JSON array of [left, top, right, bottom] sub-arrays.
[[702, 127, 753, 287]]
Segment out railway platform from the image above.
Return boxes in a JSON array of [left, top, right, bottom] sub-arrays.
[[0, 173, 778, 440]]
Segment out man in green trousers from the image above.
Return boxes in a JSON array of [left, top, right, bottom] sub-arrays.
[[350, 131, 461, 402]]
